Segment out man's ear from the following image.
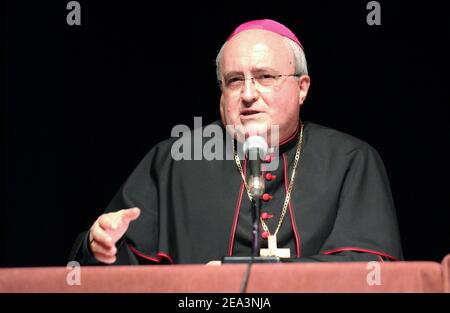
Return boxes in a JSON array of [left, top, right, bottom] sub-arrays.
[[298, 75, 311, 106]]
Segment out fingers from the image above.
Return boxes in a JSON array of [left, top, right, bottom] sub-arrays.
[[89, 207, 141, 264], [122, 207, 141, 222], [91, 222, 114, 248], [89, 225, 117, 264], [92, 250, 116, 264], [89, 226, 117, 264], [90, 239, 117, 257], [98, 213, 120, 231], [97, 207, 141, 231]]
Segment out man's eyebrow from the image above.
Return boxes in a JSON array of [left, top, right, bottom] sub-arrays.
[[223, 71, 243, 78]]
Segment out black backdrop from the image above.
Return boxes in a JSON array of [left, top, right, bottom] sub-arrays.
[[2, 0, 449, 266]]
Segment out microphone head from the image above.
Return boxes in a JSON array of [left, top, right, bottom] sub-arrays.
[[243, 136, 268, 158]]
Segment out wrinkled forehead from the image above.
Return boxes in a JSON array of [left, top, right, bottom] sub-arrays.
[[221, 29, 295, 74]]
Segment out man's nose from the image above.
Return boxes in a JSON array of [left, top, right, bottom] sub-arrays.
[[241, 78, 259, 104]]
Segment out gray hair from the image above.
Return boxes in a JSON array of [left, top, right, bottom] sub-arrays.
[[215, 37, 308, 82]]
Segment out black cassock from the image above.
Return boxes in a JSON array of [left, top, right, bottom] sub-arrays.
[[70, 120, 403, 264]]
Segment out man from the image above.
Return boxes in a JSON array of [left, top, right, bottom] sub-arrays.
[[70, 19, 403, 265]]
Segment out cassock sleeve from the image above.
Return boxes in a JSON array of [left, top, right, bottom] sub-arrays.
[[299, 144, 403, 262], [69, 140, 174, 265]]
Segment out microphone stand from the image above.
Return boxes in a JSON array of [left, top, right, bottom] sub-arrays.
[[251, 197, 261, 257], [224, 195, 279, 294], [223, 194, 279, 264], [222, 147, 280, 264]]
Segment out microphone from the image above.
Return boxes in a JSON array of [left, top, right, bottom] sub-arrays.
[[243, 136, 268, 198]]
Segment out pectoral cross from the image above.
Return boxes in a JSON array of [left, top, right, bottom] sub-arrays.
[[259, 235, 291, 258]]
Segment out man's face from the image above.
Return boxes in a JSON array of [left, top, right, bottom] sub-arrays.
[[219, 29, 310, 144]]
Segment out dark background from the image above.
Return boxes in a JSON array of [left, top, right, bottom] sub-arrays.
[[2, 0, 449, 266]]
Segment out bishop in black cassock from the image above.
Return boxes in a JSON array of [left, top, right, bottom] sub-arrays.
[[70, 120, 403, 264], [70, 19, 403, 265]]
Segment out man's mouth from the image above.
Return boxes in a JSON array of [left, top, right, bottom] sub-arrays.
[[241, 110, 261, 116]]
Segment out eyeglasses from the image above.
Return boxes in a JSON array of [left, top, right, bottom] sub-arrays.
[[221, 73, 301, 92]]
